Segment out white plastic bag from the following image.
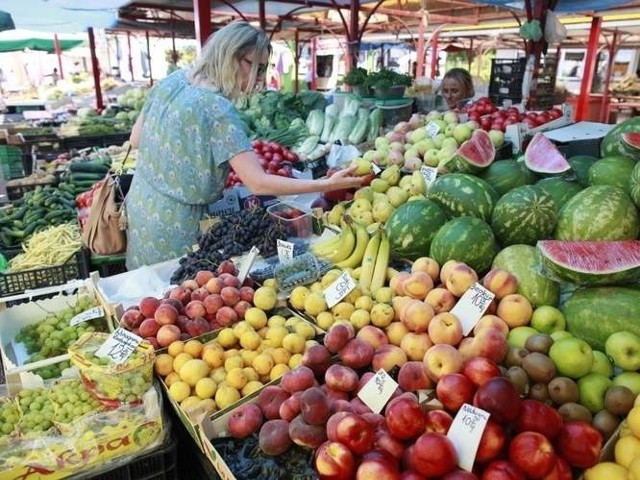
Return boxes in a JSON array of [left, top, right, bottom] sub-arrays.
[[326, 143, 362, 169], [545, 11, 567, 44]]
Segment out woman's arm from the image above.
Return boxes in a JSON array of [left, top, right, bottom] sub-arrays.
[[229, 150, 363, 196], [129, 114, 144, 149]]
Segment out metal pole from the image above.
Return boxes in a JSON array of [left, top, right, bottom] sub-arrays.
[[576, 16, 602, 121], [146, 31, 153, 86], [311, 37, 317, 90], [53, 34, 64, 79], [193, 0, 212, 48], [349, 0, 361, 70], [430, 31, 439, 79], [468, 38, 474, 71], [127, 31, 134, 81], [88, 27, 104, 112], [259, 0, 266, 31], [416, 11, 426, 78], [600, 30, 618, 123], [294, 29, 300, 93]]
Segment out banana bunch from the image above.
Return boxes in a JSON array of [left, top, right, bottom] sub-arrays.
[[312, 218, 370, 268], [358, 229, 390, 297]]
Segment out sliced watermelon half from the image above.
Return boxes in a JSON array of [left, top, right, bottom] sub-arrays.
[[537, 240, 640, 286], [448, 129, 496, 174], [524, 133, 571, 174], [622, 132, 640, 151]]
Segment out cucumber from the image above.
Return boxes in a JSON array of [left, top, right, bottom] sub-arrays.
[[69, 161, 111, 174], [44, 210, 67, 222], [69, 172, 106, 182]]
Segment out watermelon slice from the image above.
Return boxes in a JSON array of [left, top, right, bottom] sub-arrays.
[[537, 240, 640, 286], [621, 132, 640, 160], [446, 129, 496, 174], [524, 133, 571, 174]]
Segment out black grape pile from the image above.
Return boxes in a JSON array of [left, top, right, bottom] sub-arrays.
[[172, 208, 288, 283]]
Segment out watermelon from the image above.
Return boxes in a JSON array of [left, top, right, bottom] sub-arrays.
[[621, 132, 640, 160], [491, 185, 557, 246], [429, 217, 498, 274], [601, 117, 640, 157], [588, 155, 636, 194], [387, 199, 448, 260], [567, 155, 598, 187], [535, 177, 583, 211], [630, 161, 640, 208], [524, 133, 571, 174], [492, 244, 560, 307], [537, 240, 640, 286], [426, 173, 498, 222], [479, 159, 539, 196], [562, 287, 640, 351], [555, 185, 640, 241], [447, 129, 496, 174]]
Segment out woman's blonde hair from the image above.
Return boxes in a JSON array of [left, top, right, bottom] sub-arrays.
[[189, 21, 271, 99], [442, 68, 475, 98]]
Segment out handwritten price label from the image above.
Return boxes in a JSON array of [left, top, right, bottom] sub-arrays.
[[450, 283, 495, 335], [357, 369, 398, 413], [420, 165, 438, 188], [371, 163, 382, 175], [95, 328, 143, 364], [447, 403, 490, 472], [69, 306, 104, 326], [277, 239, 295, 263], [323, 271, 357, 309], [238, 246, 260, 283], [425, 122, 441, 138]]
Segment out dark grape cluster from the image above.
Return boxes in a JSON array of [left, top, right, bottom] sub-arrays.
[[172, 208, 289, 283]]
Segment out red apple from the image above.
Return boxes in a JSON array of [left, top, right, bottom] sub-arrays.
[[410, 432, 458, 477], [443, 471, 480, 480], [357, 450, 401, 480], [384, 396, 426, 441], [139, 296, 160, 318], [227, 404, 264, 439], [424, 409, 453, 435], [436, 373, 476, 413], [314, 441, 356, 480], [120, 309, 145, 330], [473, 377, 521, 424], [462, 357, 501, 388], [515, 399, 563, 440], [475, 420, 505, 464], [508, 431, 557, 478], [541, 457, 572, 480], [374, 426, 406, 459], [554, 421, 602, 469], [481, 460, 526, 480], [333, 413, 375, 455], [138, 318, 160, 337]]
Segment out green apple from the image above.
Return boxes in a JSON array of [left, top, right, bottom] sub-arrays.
[[530, 306, 566, 334], [507, 326, 539, 349], [549, 337, 594, 379], [578, 373, 613, 413], [591, 350, 614, 377], [605, 331, 640, 371], [550, 330, 573, 342], [613, 371, 640, 396]]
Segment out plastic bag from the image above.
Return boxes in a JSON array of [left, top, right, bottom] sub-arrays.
[[545, 11, 567, 44], [326, 143, 362, 169]]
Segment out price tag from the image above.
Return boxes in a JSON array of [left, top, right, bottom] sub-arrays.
[[425, 122, 441, 138], [371, 163, 382, 175], [420, 165, 438, 188], [69, 306, 104, 326], [323, 270, 356, 309], [447, 403, 490, 472], [95, 328, 143, 364], [450, 283, 495, 335], [357, 369, 398, 414], [238, 246, 260, 283], [277, 239, 295, 263]]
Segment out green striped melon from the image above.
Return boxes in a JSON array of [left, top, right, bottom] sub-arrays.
[[426, 173, 498, 222], [387, 198, 448, 260], [429, 217, 498, 274], [588, 155, 637, 194], [630, 161, 640, 209], [555, 185, 640, 241], [568, 155, 599, 187], [491, 185, 557, 246], [479, 159, 539, 197], [621, 132, 640, 160], [448, 129, 496, 173], [535, 177, 583, 211], [562, 287, 640, 351], [492, 244, 560, 307], [601, 117, 640, 157]]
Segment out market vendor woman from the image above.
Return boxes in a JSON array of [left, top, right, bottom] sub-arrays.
[[127, 21, 363, 269], [440, 68, 475, 111]]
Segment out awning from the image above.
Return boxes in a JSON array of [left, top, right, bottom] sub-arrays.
[[470, 0, 638, 13], [0, 29, 85, 53], [0, 11, 15, 32]]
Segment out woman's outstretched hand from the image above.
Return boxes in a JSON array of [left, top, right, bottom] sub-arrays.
[[325, 165, 366, 191]]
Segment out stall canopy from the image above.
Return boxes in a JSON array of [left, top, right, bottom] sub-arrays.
[[0, 30, 85, 53], [0, 11, 15, 32], [472, 0, 639, 13]]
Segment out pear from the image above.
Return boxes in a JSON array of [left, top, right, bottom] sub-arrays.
[[370, 178, 390, 193], [327, 203, 345, 226], [409, 171, 427, 196], [372, 201, 395, 223], [380, 165, 401, 186], [353, 186, 373, 203], [386, 186, 409, 208], [353, 158, 372, 176]]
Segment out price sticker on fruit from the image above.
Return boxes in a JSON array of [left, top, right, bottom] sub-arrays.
[[420, 165, 438, 188], [450, 283, 495, 335], [238, 246, 260, 283], [95, 328, 143, 364], [425, 122, 441, 138], [357, 368, 398, 413], [447, 403, 490, 472], [371, 163, 382, 175], [323, 271, 357, 309], [277, 239, 295, 263], [69, 306, 104, 326]]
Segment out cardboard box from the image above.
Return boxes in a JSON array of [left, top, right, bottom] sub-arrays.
[[234, 185, 279, 211], [543, 121, 615, 158], [208, 188, 240, 216], [504, 103, 574, 153]]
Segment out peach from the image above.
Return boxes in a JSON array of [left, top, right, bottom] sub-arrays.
[[423, 344, 464, 382], [392, 296, 413, 321], [145, 337, 160, 350], [327, 411, 351, 441], [482, 268, 518, 300], [339, 338, 375, 369], [496, 294, 533, 328], [389, 271, 411, 295], [279, 391, 303, 421], [324, 322, 356, 354], [439, 260, 462, 284], [322, 385, 349, 403], [227, 403, 263, 439], [205, 277, 224, 294], [375, 426, 407, 459], [215, 306, 238, 327], [203, 294, 224, 315], [120, 309, 144, 330], [473, 315, 509, 337], [301, 344, 332, 377], [175, 315, 190, 332], [400, 332, 433, 361], [139, 296, 161, 318], [185, 317, 211, 337], [386, 322, 409, 347], [350, 397, 372, 415], [333, 412, 376, 455], [182, 279, 199, 291], [219, 272, 241, 288], [161, 298, 185, 314], [139, 318, 160, 337], [325, 364, 359, 393], [289, 414, 327, 448], [330, 399, 356, 415], [185, 300, 206, 319], [362, 412, 385, 428], [281, 365, 316, 393], [220, 286, 241, 306], [217, 260, 238, 276], [401, 299, 435, 333], [356, 325, 389, 349], [357, 371, 375, 393], [239, 286, 255, 303], [403, 271, 435, 300], [445, 263, 478, 297], [154, 304, 179, 326], [412, 257, 440, 281], [424, 287, 457, 314], [195, 270, 215, 287], [169, 285, 191, 305], [398, 361, 433, 392], [256, 385, 291, 420], [300, 387, 331, 425], [190, 287, 210, 302], [459, 327, 508, 364], [427, 312, 463, 346], [259, 419, 292, 456], [157, 324, 181, 347], [372, 344, 408, 372], [233, 300, 251, 319]]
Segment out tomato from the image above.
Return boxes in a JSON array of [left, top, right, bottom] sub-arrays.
[[251, 139, 263, 151], [547, 108, 563, 120], [507, 107, 520, 116], [263, 151, 273, 161], [524, 118, 539, 128], [272, 153, 283, 163], [480, 117, 492, 130], [536, 114, 549, 125]]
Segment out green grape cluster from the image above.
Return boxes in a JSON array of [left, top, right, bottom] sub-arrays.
[[0, 399, 19, 436], [16, 388, 55, 433], [50, 379, 102, 424], [83, 365, 152, 404]]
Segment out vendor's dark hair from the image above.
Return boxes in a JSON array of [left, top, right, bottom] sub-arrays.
[[443, 68, 474, 97]]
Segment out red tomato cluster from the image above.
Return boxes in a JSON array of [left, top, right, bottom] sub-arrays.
[[225, 140, 299, 188], [461, 97, 500, 118], [478, 107, 564, 132]]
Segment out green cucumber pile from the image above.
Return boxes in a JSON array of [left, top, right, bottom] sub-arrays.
[[59, 155, 111, 197]]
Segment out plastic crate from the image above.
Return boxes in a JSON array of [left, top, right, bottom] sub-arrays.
[[375, 98, 414, 127], [0, 145, 25, 180], [6, 179, 59, 202], [0, 248, 90, 298], [91, 252, 128, 277]]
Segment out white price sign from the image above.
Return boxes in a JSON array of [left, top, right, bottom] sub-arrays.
[[95, 328, 143, 365], [238, 246, 260, 283], [277, 239, 295, 263], [425, 122, 441, 138], [371, 163, 382, 175], [450, 283, 495, 335], [420, 165, 438, 188], [357, 369, 398, 414], [323, 271, 356, 309], [69, 306, 104, 326], [447, 403, 490, 472]]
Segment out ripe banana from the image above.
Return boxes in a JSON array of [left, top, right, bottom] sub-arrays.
[[336, 222, 369, 268], [359, 231, 381, 293], [311, 226, 344, 258], [370, 231, 390, 295], [325, 221, 356, 263]]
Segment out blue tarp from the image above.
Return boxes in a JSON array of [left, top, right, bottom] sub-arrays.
[[472, 0, 637, 13]]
